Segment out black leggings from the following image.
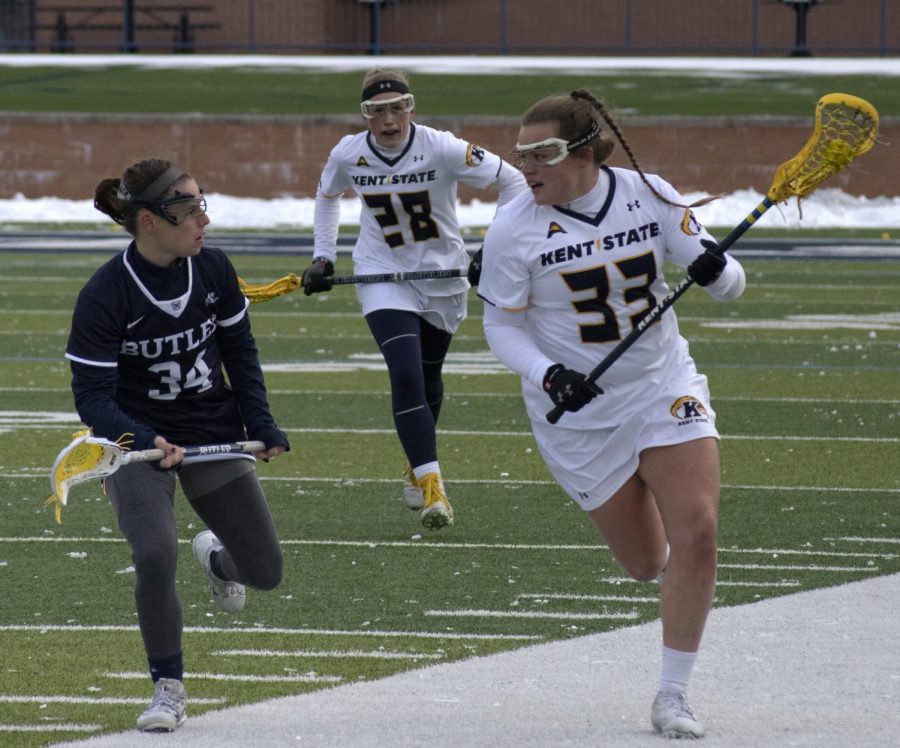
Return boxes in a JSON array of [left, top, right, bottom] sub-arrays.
[[106, 458, 281, 660], [365, 308, 453, 468]]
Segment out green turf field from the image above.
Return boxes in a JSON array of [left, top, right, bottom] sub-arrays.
[[0, 249, 898, 745], [0, 65, 896, 117]]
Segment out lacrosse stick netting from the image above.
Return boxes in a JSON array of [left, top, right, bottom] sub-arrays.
[[768, 93, 878, 203], [47, 431, 128, 523]]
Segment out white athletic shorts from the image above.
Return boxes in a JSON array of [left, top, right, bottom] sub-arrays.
[[356, 279, 468, 334], [530, 361, 719, 512]]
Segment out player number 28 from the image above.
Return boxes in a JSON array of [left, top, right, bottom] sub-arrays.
[[363, 191, 441, 248]]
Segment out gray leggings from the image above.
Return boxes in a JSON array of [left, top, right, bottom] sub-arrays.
[[105, 458, 282, 660]]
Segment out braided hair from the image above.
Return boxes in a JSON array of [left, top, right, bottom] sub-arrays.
[[523, 89, 715, 209]]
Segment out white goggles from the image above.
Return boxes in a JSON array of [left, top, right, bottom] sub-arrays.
[[512, 120, 602, 169], [360, 94, 415, 120], [511, 137, 572, 169]]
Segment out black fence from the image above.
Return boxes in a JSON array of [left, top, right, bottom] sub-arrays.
[[1, 0, 897, 57]]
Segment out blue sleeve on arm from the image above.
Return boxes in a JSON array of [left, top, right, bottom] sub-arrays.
[[217, 315, 290, 451], [70, 361, 158, 451]]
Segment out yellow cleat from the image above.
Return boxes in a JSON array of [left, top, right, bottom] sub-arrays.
[[418, 472, 454, 530]]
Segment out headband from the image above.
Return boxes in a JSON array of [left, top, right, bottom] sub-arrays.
[[118, 165, 185, 204], [361, 79, 410, 102], [567, 120, 601, 151]]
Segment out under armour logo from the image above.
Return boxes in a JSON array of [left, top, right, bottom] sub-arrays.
[[413, 155, 424, 162], [555, 385, 573, 404], [627, 200, 641, 211]]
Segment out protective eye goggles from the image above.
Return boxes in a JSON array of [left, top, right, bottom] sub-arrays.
[[511, 120, 602, 169], [360, 94, 415, 120], [511, 138, 572, 169], [119, 193, 207, 226], [155, 194, 207, 226]]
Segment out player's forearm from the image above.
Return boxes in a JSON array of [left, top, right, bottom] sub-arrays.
[[704, 254, 746, 301], [483, 306, 555, 390], [70, 362, 157, 450], [312, 191, 342, 263]]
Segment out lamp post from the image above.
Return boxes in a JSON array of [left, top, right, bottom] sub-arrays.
[[358, 0, 393, 56], [781, 0, 823, 57]]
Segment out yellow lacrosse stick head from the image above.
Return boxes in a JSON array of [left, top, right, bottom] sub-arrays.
[[768, 93, 879, 204], [46, 430, 122, 524], [238, 273, 302, 303]]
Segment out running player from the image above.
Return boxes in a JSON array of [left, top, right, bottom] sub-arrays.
[[477, 90, 746, 738], [67, 159, 290, 732], [300, 68, 526, 529]]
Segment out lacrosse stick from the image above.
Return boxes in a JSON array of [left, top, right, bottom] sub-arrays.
[[239, 268, 464, 303], [46, 431, 266, 523], [547, 92, 878, 424]]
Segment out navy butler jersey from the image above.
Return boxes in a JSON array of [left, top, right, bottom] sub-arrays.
[[66, 244, 250, 447]]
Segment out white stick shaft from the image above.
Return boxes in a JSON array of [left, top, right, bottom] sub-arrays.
[[122, 440, 267, 464]]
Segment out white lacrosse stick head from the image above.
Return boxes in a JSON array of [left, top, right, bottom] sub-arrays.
[[47, 432, 127, 522]]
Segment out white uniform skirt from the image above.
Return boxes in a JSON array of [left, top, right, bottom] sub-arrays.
[[530, 355, 719, 512], [356, 279, 468, 334]]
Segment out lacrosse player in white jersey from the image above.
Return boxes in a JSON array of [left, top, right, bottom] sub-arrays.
[[478, 90, 746, 739], [301, 68, 526, 530]]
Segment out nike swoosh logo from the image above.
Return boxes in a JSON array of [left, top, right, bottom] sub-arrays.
[[126, 316, 145, 329]]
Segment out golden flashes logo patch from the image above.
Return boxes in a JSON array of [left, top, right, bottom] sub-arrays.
[[466, 144, 486, 167], [357, 156, 370, 167], [680, 209, 703, 236], [670, 395, 709, 423], [547, 222, 566, 238]]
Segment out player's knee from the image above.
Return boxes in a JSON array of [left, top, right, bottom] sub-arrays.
[[242, 546, 283, 591], [625, 559, 666, 583], [132, 542, 177, 583], [672, 515, 718, 570]]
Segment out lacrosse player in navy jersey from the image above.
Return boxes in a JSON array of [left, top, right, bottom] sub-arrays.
[[300, 68, 526, 530], [66, 159, 290, 732], [478, 90, 747, 739]]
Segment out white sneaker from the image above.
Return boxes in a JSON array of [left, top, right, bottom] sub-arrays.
[[651, 689, 705, 738], [402, 465, 424, 510], [192, 530, 246, 613], [419, 472, 454, 530], [136, 678, 186, 732]]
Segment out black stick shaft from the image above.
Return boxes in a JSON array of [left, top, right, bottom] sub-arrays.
[[331, 268, 464, 285], [545, 197, 773, 424]]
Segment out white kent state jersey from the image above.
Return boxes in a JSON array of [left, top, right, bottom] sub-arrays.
[[479, 166, 740, 428], [318, 123, 503, 293]]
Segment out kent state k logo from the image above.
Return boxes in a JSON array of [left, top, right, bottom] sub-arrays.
[[669, 395, 709, 425]]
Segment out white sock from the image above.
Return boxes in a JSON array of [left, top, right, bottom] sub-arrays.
[[413, 462, 440, 482], [660, 646, 697, 694]]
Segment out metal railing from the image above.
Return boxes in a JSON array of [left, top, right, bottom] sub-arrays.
[[1, 0, 896, 57]]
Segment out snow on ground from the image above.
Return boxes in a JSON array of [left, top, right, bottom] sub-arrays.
[[2, 189, 899, 231], [54, 573, 900, 747]]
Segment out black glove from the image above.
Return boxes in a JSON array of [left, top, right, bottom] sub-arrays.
[[301, 257, 334, 296], [467, 246, 483, 286], [687, 239, 727, 287], [543, 364, 603, 413]]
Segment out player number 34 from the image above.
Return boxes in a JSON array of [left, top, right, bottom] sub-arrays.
[[148, 350, 214, 400]]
